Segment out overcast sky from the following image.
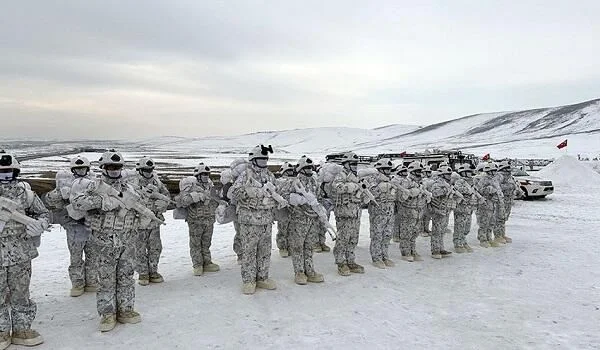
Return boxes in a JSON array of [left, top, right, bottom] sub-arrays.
[[2, 1, 599, 139]]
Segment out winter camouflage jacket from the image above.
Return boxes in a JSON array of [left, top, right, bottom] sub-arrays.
[[367, 172, 396, 217], [70, 177, 139, 247], [0, 181, 50, 266], [452, 177, 480, 214], [474, 174, 504, 212], [228, 165, 278, 225], [178, 176, 219, 222], [132, 173, 170, 228], [331, 169, 362, 219]]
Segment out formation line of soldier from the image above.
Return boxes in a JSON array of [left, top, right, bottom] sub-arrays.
[[0, 146, 520, 346]]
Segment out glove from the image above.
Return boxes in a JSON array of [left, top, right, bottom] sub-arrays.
[[26, 220, 45, 237], [101, 196, 121, 211], [289, 193, 307, 206], [60, 187, 71, 200], [344, 183, 359, 193], [409, 187, 420, 197], [378, 182, 392, 192], [189, 192, 206, 203], [155, 199, 169, 213]]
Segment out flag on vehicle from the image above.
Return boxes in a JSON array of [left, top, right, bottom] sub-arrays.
[[399, 151, 407, 157], [482, 153, 490, 161], [556, 139, 568, 149]]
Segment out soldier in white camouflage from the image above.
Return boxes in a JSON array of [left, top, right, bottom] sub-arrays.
[[366, 159, 397, 269], [131, 157, 170, 285], [285, 156, 325, 285], [177, 163, 220, 276], [452, 164, 481, 253], [331, 152, 366, 276], [391, 164, 408, 243], [395, 161, 431, 262], [494, 161, 520, 244], [420, 165, 434, 236], [275, 162, 296, 258], [228, 145, 285, 294], [428, 165, 460, 259], [314, 170, 332, 253], [0, 151, 49, 348], [43, 156, 98, 297], [474, 163, 505, 248], [70, 150, 142, 332]]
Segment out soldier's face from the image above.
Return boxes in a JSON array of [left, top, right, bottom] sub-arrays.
[[72, 167, 89, 177], [140, 169, 154, 178], [379, 168, 391, 175], [0, 169, 14, 182], [197, 174, 210, 183], [254, 158, 269, 169]]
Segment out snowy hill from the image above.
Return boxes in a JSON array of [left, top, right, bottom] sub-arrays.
[[136, 98, 600, 160], [355, 98, 600, 158]]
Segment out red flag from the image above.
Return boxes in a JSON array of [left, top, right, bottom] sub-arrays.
[[482, 153, 490, 161], [556, 139, 568, 149], [399, 151, 407, 157]]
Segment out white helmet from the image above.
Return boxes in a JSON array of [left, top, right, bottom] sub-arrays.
[[423, 165, 433, 175], [393, 164, 408, 176], [438, 165, 453, 176], [0, 150, 20, 180], [136, 157, 155, 171], [407, 161, 424, 174], [498, 160, 511, 172], [248, 144, 273, 161], [340, 152, 359, 164], [98, 149, 125, 169], [437, 161, 449, 170], [296, 155, 314, 172], [374, 158, 393, 170], [457, 164, 475, 176], [278, 162, 296, 176], [482, 163, 497, 174], [476, 162, 486, 172], [193, 162, 211, 176], [70, 156, 90, 169]]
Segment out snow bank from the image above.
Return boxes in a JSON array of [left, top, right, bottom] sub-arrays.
[[537, 155, 600, 188]]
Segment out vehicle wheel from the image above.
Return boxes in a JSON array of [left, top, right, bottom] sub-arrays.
[[520, 187, 529, 200]]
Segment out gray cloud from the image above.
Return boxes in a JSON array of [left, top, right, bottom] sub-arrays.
[[1, 0, 599, 139]]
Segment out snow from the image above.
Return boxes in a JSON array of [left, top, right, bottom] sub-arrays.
[[537, 155, 600, 188], [31, 181, 600, 349]]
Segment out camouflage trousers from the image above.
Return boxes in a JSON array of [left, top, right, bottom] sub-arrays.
[[430, 212, 450, 254], [65, 222, 97, 288], [188, 219, 215, 268], [135, 227, 162, 276], [422, 206, 432, 232], [397, 208, 420, 256], [333, 217, 360, 265], [453, 211, 473, 247], [239, 223, 272, 284], [494, 200, 513, 238], [94, 242, 135, 316], [315, 211, 331, 246], [369, 213, 394, 262], [0, 261, 36, 332], [276, 218, 290, 250], [476, 208, 495, 242], [288, 215, 318, 274], [232, 221, 242, 259]]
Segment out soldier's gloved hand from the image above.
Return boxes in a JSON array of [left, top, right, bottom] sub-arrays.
[[409, 188, 420, 197], [26, 220, 44, 237], [276, 199, 288, 210], [289, 193, 306, 206], [344, 183, 359, 193], [189, 192, 205, 203], [101, 196, 121, 211], [155, 199, 169, 213], [60, 187, 71, 200]]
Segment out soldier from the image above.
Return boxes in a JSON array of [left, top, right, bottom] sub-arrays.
[[43, 156, 98, 296], [275, 162, 296, 258], [452, 164, 481, 253], [177, 163, 220, 276], [391, 164, 408, 243], [474, 163, 504, 248], [368, 159, 397, 268], [428, 165, 460, 259], [286, 156, 325, 285], [70, 150, 143, 332], [228, 145, 286, 294], [0, 151, 49, 348], [420, 165, 434, 236], [331, 152, 367, 276], [132, 157, 170, 285], [495, 161, 520, 244], [395, 161, 431, 262]]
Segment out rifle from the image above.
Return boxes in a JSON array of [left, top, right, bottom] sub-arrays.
[[357, 179, 379, 206], [141, 184, 175, 205], [293, 181, 337, 241], [95, 181, 165, 225], [247, 175, 288, 209], [0, 197, 49, 235]]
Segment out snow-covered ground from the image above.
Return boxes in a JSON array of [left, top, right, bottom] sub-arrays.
[[29, 158, 600, 349]]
